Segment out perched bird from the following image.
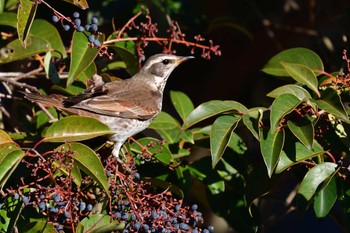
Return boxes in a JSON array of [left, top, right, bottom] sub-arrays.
[[25, 54, 193, 157]]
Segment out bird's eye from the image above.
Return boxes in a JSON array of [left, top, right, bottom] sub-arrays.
[[162, 59, 169, 65]]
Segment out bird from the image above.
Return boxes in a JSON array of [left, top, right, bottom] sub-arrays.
[[25, 54, 194, 157]]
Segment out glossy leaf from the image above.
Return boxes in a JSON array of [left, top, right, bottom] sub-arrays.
[[131, 137, 173, 165], [57, 142, 110, 198], [76, 214, 124, 233], [170, 91, 194, 122], [242, 107, 266, 140], [76, 62, 97, 84], [31, 19, 67, 58], [298, 162, 337, 201], [149, 112, 182, 143], [183, 100, 248, 129], [227, 132, 247, 155], [280, 62, 320, 97], [0, 149, 25, 189], [0, 11, 17, 27], [259, 128, 285, 177], [62, 0, 89, 9], [313, 88, 349, 123], [267, 84, 312, 100], [17, 0, 38, 47], [270, 93, 302, 133], [313, 176, 337, 218], [276, 139, 324, 173], [44, 116, 114, 142], [0, 129, 13, 143], [262, 47, 324, 76], [0, 36, 50, 63], [44, 52, 60, 84], [287, 119, 314, 149], [210, 115, 241, 168], [68, 31, 103, 86], [0, 195, 22, 232], [21, 220, 56, 233], [109, 44, 138, 75]]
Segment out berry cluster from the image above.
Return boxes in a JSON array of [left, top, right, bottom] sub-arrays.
[[51, 12, 102, 47], [0, 142, 214, 233]]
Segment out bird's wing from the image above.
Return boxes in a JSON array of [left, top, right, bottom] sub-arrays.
[[63, 81, 161, 119]]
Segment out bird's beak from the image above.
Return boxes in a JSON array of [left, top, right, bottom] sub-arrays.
[[176, 56, 195, 64]]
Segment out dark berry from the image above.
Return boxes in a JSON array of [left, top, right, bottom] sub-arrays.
[[134, 173, 140, 180], [122, 213, 129, 220], [90, 24, 98, 33], [179, 223, 189, 230], [38, 202, 46, 211], [106, 171, 111, 177], [114, 212, 121, 219], [143, 224, 149, 231], [192, 230, 199, 233], [91, 16, 99, 24], [123, 200, 130, 206], [151, 210, 158, 219], [13, 193, 19, 200], [74, 18, 81, 27], [79, 202, 86, 211], [57, 224, 64, 231], [63, 25, 70, 31], [52, 15, 59, 23], [52, 194, 61, 202], [191, 204, 198, 211], [85, 24, 91, 31], [22, 196, 30, 204], [133, 222, 141, 231], [203, 229, 209, 233], [208, 226, 215, 233], [87, 204, 93, 211], [175, 204, 181, 211], [39, 194, 45, 199], [131, 213, 136, 221], [76, 26, 84, 32], [93, 39, 101, 47], [49, 207, 59, 214], [64, 211, 71, 218], [73, 12, 80, 18]]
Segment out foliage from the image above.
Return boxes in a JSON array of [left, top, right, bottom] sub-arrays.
[[1, 0, 350, 233]]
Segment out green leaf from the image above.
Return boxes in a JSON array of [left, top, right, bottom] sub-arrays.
[[44, 116, 114, 142], [131, 137, 173, 165], [0, 148, 25, 189], [44, 52, 60, 84], [170, 91, 194, 122], [31, 19, 67, 58], [298, 162, 337, 201], [270, 93, 302, 133], [280, 62, 320, 97], [68, 31, 103, 86], [0, 129, 13, 143], [76, 214, 123, 233], [35, 108, 58, 129], [21, 220, 56, 233], [262, 47, 324, 76], [313, 176, 337, 218], [148, 112, 182, 143], [276, 139, 324, 173], [210, 115, 241, 168], [313, 88, 349, 123], [76, 62, 97, 84], [227, 132, 247, 155], [0, 36, 50, 63], [183, 100, 248, 129], [267, 84, 312, 100], [259, 128, 285, 177], [109, 44, 138, 75], [62, 0, 89, 9], [287, 119, 314, 149], [0, 12, 17, 27], [17, 0, 38, 47], [0, 195, 23, 232], [57, 142, 110, 198], [242, 107, 266, 140]]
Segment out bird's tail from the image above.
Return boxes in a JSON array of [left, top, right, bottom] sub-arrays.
[[24, 92, 65, 109]]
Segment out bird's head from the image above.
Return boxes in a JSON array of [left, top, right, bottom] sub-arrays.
[[140, 54, 194, 90]]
